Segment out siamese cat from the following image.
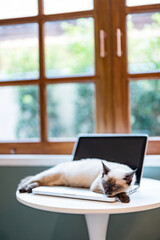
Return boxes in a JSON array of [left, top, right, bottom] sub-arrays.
[[18, 159, 137, 203]]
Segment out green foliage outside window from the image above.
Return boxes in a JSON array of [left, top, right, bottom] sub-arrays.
[[74, 83, 95, 135], [2, 14, 160, 139], [45, 19, 94, 77], [128, 13, 160, 135], [16, 86, 40, 139], [2, 18, 94, 139]]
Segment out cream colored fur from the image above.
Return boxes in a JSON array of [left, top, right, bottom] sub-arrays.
[[18, 159, 136, 194]]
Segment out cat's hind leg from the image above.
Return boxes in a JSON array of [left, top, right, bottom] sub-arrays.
[[19, 181, 40, 193], [18, 176, 42, 193], [18, 168, 65, 193]]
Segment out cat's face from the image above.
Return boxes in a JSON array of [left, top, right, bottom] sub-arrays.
[[101, 162, 136, 197]]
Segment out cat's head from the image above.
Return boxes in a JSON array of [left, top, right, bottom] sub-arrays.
[[101, 162, 137, 197]]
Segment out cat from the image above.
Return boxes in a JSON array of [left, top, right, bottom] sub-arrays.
[[18, 159, 137, 203]]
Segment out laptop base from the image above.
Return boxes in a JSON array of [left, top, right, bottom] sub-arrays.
[[32, 186, 116, 203]]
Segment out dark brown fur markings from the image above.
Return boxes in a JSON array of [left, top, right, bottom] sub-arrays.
[[102, 177, 123, 197], [116, 192, 130, 203]]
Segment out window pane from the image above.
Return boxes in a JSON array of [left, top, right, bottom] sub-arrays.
[[0, 0, 38, 19], [44, 0, 93, 15], [0, 86, 40, 141], [0, 24, 39, 81], [47, 83, 95, 138], [127, 0, 160, 6], [45, 18, 94, 78], [127, 13, 160, 74], [130, 80, 160, 136]]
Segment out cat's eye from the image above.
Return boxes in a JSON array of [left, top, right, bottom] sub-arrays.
[[123, 177, 132, 185], [127, 180, 132, 185], [123, 177, 127, 181]]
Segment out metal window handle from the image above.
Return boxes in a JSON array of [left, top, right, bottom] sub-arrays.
[[116, 28, 122, 57], [100, 29, 107, 58]]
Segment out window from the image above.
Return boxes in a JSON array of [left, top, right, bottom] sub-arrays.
[[0, 0, 160, 155], [126, 0, 160, 154], [0, 23, 39, 81]]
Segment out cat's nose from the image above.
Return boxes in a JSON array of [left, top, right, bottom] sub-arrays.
[[105, 189, 112, 196], [107, 192, 112, 196]]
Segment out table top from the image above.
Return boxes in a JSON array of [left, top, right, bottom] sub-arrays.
[[16, 178, 160, 214]]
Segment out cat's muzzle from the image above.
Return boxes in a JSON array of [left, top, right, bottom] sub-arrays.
[[105, 189, 114, 197]]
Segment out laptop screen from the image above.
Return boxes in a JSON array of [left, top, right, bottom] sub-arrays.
[[73, 135, 148, 185]]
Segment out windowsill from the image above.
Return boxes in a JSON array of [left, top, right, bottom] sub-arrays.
[[0, 154, 160, 167], [0, 154, 72, 166]]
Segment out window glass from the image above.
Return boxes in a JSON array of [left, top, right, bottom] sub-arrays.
[[0, 86, 40, 141], [127, 13, 160, 74], [47, 83, 95, 138], [0, 24, 39, 81], [45, 18, 94, 78], [130, 80, 160, 136], [44, 0, 93, 15], [0, 0, 38, 19]]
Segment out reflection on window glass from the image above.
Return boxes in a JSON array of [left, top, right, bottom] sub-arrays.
[[0, 0, 38, 19], [0, 24, 39, 81], [0, 86, 40, 141], [45, 18, 94, 78], [44, 0, 93, 15], [127, 13, 160, 74], [47, 83, 95, 138], [127, 0, 160, 6], [130, 80, 160, 136]]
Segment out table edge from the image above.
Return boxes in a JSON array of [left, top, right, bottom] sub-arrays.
[[16, 195, 160, 215]]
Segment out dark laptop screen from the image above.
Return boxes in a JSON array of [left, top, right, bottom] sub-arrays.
[[73, 135, 148, 184]]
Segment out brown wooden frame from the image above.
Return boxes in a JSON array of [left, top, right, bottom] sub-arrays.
[[0, 0, 160, 155], [0, 0, 96, 154], [124, 2, 160, 154]]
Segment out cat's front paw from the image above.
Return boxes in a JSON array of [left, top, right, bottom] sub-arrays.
[[116, 192, 130, 203]]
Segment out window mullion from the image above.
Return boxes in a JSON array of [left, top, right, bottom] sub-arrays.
[[94, 0, 114, 133], [111, 0, 130, 133], [38, 0, 48, 142]]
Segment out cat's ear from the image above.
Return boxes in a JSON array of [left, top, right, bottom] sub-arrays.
[[124, 169, 137, 185], [101, 161, 110, 176]]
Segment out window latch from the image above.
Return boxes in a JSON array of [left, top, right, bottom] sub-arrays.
[[100, 29, 107, 58], [116, 28, 122, 57]]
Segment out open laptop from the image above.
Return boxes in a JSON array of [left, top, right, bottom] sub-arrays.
[[33, 134, 148, 202]]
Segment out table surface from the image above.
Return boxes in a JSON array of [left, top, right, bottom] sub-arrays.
[[16, 178, 160, 214]]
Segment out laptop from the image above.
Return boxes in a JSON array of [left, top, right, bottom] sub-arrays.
[[33, 134, 148, 202]]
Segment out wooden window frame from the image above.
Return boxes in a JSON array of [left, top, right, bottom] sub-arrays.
[[0, 0, 160, 155], [111, 0, 160, 155], [0, 0, 96, 154], [126, 2, 160, 155]]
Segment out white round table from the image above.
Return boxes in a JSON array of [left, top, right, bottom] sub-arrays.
[[16, 178, 160, 240]]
